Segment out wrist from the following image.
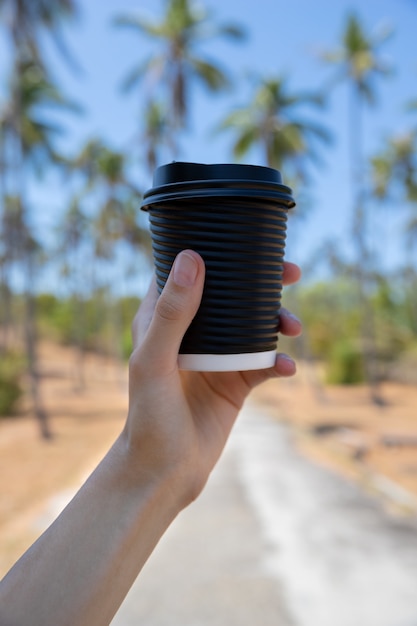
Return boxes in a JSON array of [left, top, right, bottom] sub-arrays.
[[113, 430, 193, 516]]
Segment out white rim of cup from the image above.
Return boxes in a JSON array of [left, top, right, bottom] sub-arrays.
[[178, 350, 277, 372]]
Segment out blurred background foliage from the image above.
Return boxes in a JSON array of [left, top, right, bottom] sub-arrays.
[[0, 0, 417, 434]]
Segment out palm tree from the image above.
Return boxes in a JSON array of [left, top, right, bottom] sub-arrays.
[[0, 108, 13, 353], [69, 137, 150, 274], [114, 0, 245, 155], [322, 13, 392, 401], [371, 131, 417, 324], [0, 1, 79, 436], [0, 55, 78, 437], [0, 0, 78, 63], [219, 75, 330, 178], [0, 194, 37, 348], [322, 13, 391, 208], [5, 57, 78, 167], [56, 196, 89, 390], [67, 139, 149, 361], [92, 144, 149, 367], [372, 131, 417, 204], [142, 100, 172, 174], [92, 144, 148, 272], [70, 140, 145, 261], [218, 74, 330, 402]]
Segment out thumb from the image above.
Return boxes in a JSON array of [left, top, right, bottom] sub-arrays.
[[141, 250, 205, 374]]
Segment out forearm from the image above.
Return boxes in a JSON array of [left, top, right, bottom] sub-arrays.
[[0, 433, 183, 626]]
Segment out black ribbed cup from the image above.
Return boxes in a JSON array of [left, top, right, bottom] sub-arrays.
[[141, 162, 295, 371]]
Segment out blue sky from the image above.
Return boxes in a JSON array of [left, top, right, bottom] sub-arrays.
[[1, 0, 417, 289]]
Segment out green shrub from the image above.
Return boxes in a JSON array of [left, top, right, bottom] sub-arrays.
[[0, 351, 24, 416], [326, 340, 365, 385], [121, 326, 133, 360]]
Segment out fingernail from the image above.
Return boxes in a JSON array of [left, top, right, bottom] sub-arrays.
[[277, 353, 297, 372], [173, 251, 198, 287], [281, 310, 301, 325], [279, 353, 295, 364]]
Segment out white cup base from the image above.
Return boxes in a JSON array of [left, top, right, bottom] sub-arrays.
[[178, 350, 277, 372]]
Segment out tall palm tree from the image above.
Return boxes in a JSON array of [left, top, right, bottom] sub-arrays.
[[372, 132, 417, 203], [142, 100, 172, 174], [219, 75, 330, 178], [0, 1, 78, 436], [371, 129, 417, 333], [0, 55, 77, 437], [322, 13, 391, 211], [371, 130, 417, 341], [91, 144, 148, 366], [68, 139, 149, 358], [56, 196, 90, 390], [322, 13, 392, 401], [92, 144, 148, 267], [0, 0, 78, 64], [0, 194, 38, 350], [114, 0, 245, 155], [69, 137, 150, 278], [371, 131, 417, 265], [0, 107, 13, 353], [219, 74, 330, 401], [4, 57, 78, 170]]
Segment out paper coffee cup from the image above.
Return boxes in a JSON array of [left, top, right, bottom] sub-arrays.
[[141, 162, 295, 371]]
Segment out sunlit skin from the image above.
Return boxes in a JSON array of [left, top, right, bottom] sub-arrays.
[[0, 250, 302, 626], [127, 250, 302, 504]]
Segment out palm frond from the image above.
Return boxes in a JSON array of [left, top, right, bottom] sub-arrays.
[[233, 126, 258, 158], [113, 14, 164, 38], [217, 24, 246, 41], [191, 57, 230, 91], [119, 57, 154, 93]]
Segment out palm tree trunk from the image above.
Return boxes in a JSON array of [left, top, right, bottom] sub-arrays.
[[14, 97, 52, 438], [68, 240, 86, 392], [0, 135, 10, 354], [24, 261, 52, 439], [350, 86, 384, 405]]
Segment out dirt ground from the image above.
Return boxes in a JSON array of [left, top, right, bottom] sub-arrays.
[[1, 343, 417, 578], [0, 343, 128, 577], [253, 361, 417, 515]]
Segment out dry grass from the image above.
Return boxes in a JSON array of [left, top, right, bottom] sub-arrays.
[[0, 342, 127, 577], [253, 361, 417, 515], [2, 345, 417, 578]]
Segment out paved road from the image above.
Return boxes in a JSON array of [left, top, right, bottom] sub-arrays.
[[112, 401, 417, 626]]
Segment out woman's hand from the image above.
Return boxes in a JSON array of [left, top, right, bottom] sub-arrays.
[[0, 250, 301, 626], [124, 250, 302, 508]]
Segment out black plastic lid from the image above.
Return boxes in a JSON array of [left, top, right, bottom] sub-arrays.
[[153, 161, 283, 186], [141, 161, 295, 210]]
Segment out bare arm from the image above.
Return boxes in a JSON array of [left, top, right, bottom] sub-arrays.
[[0, 250, 301, 626]]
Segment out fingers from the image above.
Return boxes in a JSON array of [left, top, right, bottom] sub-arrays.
[[131, 254, 301, 377], [134, 264, 301, 347], [138, 250, 205, 374], [239, 352, 297, 392], [275, 352, 297, 376], [282, 261, 301, 286], [279, 307, 302, 337], [252, 351, 296, 383]]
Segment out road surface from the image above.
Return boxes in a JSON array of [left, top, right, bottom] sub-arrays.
[[111, 401, 417, 626]]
